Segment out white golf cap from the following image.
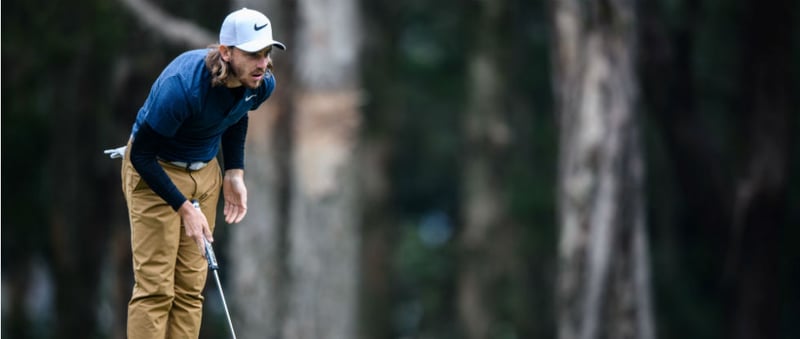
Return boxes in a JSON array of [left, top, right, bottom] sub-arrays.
[[219, 8, 286, 52]]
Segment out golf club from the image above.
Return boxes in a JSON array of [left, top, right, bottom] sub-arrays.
[[193, 200, 237, 339]]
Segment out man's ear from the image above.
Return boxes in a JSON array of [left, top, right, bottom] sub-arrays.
[[219, 45, 232, 62]]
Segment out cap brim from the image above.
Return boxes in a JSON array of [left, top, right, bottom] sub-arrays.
[[236, 39, 286, 52]]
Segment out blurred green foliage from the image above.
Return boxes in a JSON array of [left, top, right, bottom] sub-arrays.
[[2, 0, 799, 338]]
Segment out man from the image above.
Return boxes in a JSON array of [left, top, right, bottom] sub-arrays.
[[120, 8, 285, 338]]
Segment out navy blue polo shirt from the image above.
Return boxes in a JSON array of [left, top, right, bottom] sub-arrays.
[[131, 49, 274, 163], [128, 49, 275, 210]]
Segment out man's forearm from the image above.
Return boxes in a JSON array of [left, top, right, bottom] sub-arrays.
[[221, 115, 248, 170], [131, 123, 188, 211]]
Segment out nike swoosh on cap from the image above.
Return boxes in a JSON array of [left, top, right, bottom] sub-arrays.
[[254, 23, 268, 31], [245, 94, 258, 101]]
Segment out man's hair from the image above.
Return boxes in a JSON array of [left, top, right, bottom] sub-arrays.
[[205, 45, 275, 87], [205, 45, 230, 87]]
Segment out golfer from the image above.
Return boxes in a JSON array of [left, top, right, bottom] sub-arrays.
[[120, 8, 284, 338]]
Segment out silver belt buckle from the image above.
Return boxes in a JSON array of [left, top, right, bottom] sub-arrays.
[[187, 161, 207, 171], [169, 160, 207, 171]]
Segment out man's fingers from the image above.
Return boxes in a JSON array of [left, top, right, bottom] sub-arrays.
[[196, 237, 205, 253], [226, 208, 239, 224], [234, 207, 247, 223], [224, 203, 232, 223], [224, 202, 233, 220], [224, 204, 247, 224], [204, 225, 214, 243], [184, 204, 211, 256]]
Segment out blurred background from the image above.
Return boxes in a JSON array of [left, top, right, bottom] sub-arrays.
[[2, 0, 799, 338]]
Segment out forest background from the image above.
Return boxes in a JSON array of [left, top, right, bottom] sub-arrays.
[[2, 0, 799, 338]]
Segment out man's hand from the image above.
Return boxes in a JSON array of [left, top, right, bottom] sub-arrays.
[[223, 169, 248, 224], [179, 200, 213, 253]]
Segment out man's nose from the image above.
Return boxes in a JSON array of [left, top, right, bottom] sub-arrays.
[[257, 55, 271, 70]]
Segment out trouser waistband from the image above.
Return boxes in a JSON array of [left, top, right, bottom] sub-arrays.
[[157, 157, 209, 171]]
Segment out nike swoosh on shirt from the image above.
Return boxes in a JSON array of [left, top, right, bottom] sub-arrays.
[[245, 94, 258, 101], [254, 23, 268, 31]]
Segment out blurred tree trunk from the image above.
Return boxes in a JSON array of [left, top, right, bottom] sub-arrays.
[[357, 2, 404, 337], [230, 95, 291, 339], [228, 1, 295, 338], [551, 0, 655, 338], [48, 22, 118, 337], [456, 0, 526, 338], [726, 0, 794, 338], [281, 0, 362, 337], [359, 139, 395, 339]]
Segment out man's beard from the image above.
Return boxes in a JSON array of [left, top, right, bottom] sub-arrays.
[[229, 60, 263, 89]]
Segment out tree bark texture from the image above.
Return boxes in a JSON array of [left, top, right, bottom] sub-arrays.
[[230, 96, 292, 339], [283, 91, 362, 339], [552, 0, 655, 338], [228, 1, 295, 338], [282, 0, 362, 337]]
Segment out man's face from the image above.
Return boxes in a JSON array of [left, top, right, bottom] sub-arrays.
[[223, 46, 273, 89]]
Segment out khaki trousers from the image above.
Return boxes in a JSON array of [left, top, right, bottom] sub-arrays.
[[121, 144, 221, 339]]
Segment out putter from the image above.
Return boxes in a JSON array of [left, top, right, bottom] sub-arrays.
[[193, 201, 237, 339]]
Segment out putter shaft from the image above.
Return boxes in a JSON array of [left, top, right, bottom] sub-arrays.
[[194, 200, 237, 339], [204, 237, 237, 339], [212, 269, 237, 339]]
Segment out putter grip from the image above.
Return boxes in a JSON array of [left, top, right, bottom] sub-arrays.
[[192, 200, 219, 270], [204, 238, 219, 270]]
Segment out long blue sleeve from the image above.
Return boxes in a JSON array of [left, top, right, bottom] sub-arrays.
[[221, 114, 248, 170], [130, 122, 187, 211]]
